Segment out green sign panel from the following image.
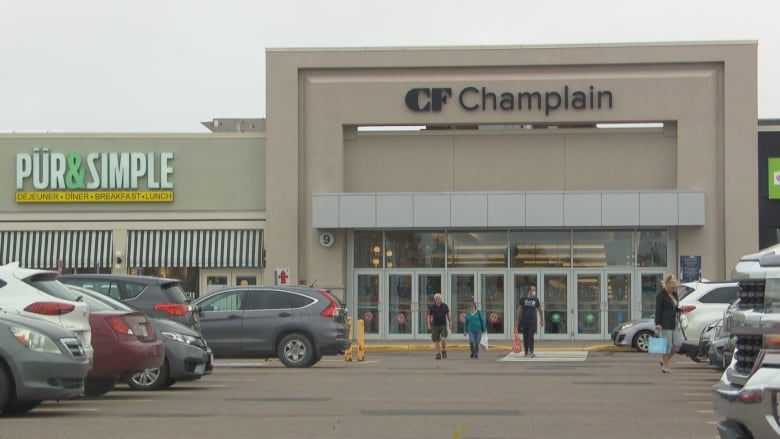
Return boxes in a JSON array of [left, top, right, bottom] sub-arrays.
[[770, 158, 780, 200]]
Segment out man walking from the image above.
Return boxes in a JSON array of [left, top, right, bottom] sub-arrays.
[[427, 293, 451, 360], [516, 286, 544, 358]]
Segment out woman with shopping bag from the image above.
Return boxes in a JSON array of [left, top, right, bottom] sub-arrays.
[[463, 303, 486, 359], [655, 274, 684, 373]]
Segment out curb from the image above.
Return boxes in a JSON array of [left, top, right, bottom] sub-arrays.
[[363, 344, 632, 353]]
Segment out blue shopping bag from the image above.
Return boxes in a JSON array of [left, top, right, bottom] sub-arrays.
[[648, 336, 667, 354]]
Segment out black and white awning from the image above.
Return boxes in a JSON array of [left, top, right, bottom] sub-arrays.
[[0, 230, 113, 270], [128, 229, 263, 268]]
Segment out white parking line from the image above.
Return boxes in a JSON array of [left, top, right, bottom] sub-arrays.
[[498, 351, 588, 362]]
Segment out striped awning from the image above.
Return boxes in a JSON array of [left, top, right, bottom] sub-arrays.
[[128, 229, 263, 268], [0, 230, 113, 270]]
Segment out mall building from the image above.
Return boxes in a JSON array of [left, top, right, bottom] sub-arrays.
[[0, 41, 762, 342]]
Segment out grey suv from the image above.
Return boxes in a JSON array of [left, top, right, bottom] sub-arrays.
[[58, 274, 198, 330], [193, 286, 351, 367]]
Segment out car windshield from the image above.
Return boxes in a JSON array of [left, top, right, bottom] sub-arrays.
[[27, 274, 82, 302]]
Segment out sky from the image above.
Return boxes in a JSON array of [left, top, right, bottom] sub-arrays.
[[1, 0, 778, 133]]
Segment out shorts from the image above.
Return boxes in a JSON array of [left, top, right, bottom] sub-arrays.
[[661, 329, 684, 354], [431, 324, 448, 342]]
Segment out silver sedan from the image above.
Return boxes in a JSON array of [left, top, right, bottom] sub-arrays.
[[611, 318, 656, 352]]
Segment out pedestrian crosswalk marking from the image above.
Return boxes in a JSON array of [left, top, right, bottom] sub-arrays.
[[498, 351, 588, 362]]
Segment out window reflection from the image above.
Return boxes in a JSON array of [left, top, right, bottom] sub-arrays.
[[510, 231, 571, 268], [448, 232, 508, 268]]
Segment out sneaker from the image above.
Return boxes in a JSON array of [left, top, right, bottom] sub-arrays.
[[435, 353, 441, 360], [530, 353, 536, 358], [442, 351, 447, 359], [524, 353, 530, 358]]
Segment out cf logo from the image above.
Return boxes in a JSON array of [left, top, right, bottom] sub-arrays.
[[404, 88, 452, 112]]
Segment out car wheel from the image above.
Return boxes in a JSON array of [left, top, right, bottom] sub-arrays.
[[0, 365, 10, 413], [2, 400, 41, 415], [307, 353, 322, 367], [687, 352, 704, 363], [126, 360, 170, 391], [84, 377, 118, 396], [277, 333, 314, 368], [633, 330, 654, 352]]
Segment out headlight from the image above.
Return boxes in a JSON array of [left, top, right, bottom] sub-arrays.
[[161, 331, 198, 344], [11, 326, 62, 354], [618, 322, 635, 330]]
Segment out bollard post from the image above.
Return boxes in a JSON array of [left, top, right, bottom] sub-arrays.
[[345, 316, 353, 362], [357, 318, 365, 362]]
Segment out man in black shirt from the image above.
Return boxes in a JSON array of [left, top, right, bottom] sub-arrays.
[[516, 286, 544, 358], [427, 293, 451, 360]]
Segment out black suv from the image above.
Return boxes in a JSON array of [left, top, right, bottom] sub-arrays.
[[58, 274, 199, 330]]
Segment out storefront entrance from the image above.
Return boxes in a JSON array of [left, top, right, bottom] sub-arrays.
[[352, 269, 657, 341]]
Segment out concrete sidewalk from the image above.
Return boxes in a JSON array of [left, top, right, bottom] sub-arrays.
[[362, 339, 631, 352]]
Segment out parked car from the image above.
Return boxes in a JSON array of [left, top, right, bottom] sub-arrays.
[[677, 280, 738, 361], [193, 286, 351, 367], [69, 285, 212, 390], [58, 274, 198, 330], [611, 318, 656, 352], [0, 309, 90, 415], [712, 246, 780, 438], [0, 263, 93, 363], [695, 319, 736, 371], [83, 301, 164, 396]]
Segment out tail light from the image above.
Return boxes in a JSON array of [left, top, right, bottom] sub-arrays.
[[106, 316, 135, 335], [736, 389, 763, 403], [764, 335, 780, 348], [153, 303, 189, 316], [680, 305, 696, 314], [24, 302, 75, 316], [319, 290, 342, 317]]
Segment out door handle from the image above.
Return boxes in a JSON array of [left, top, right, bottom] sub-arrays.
[[228, 314, 241, 320], [278, 312, 292, 318]]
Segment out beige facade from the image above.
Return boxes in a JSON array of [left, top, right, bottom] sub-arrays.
[[266, 42, 757, 340], [266, 42, 758, 285]]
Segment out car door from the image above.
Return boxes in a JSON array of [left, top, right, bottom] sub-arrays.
[[196, 289, 246, 357], [239, 289, 292, 357]]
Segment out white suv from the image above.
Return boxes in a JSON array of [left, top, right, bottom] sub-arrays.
[[677, 280, 738, 360], [0, 263, 93, 362]]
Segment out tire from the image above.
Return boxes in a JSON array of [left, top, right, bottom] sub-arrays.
[[2, 400, 41, 415], [84, 377, 118, 396], [633, 330, 654, 352], [277, 333, 314, 368], [126, 360, 170, 391], [307, 353, 322, 367], [688, 352, 704, 363], [0, 365, 11, 414]]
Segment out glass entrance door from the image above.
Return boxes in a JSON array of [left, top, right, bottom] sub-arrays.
[[388, 273, 413, 338], [480, 273, 506, 336], [576, 272, 602, 337], [356, 273, 380, 339], [542, 272, 570, 339], [607, 272, 632, 333], [451, 273, 475, 339]]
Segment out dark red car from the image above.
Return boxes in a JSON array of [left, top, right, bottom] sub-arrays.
[[85, 310, 164, 396]]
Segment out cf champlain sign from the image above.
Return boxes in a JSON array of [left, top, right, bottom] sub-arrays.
[[405, 85, 614, 116], [15, 147, 174, 203]]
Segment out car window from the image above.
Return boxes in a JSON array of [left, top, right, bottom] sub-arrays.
[[160, 282, 189, 303], [288, 292, 314, 309], [678, 286, 695, 300], [0, 279, 6, 288], [245, 290, 290, 310], [200, 291, 244, 312], [120, 282, 147, 300], [27, 274, 81, 301], [699, 286, 738, 304], [78, 293, 115, 311]]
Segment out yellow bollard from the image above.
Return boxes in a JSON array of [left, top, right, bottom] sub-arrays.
[[356, 318, 365, 362], [345, 316, 353, 362]]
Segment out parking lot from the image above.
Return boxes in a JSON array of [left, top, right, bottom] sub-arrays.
[[0, 349, 724, 439]]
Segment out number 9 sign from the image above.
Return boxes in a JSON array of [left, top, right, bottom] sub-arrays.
[[319, 232, 335, 248]]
